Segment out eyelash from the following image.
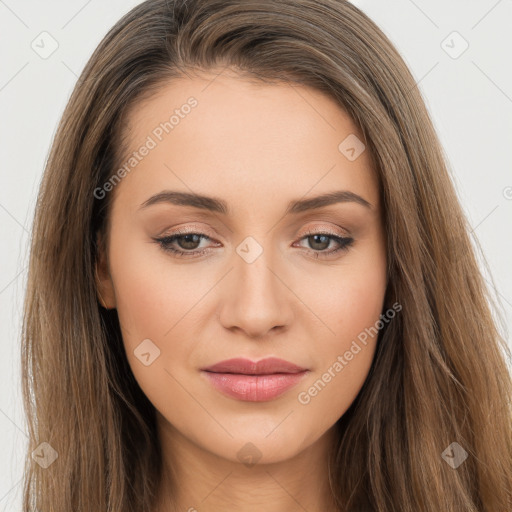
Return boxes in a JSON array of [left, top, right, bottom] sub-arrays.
[[154, 228, 354, 260]]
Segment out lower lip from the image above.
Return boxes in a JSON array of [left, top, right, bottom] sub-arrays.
[[202, 370, 309, 402]]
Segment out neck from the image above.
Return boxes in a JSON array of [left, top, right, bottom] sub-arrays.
[[154, 414, 340, 512]]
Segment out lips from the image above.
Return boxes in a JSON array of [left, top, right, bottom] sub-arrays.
[[201, 357, 309, 402], [201, 357, 307, 375]]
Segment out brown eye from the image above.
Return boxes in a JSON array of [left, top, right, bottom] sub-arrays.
[[294, 230, 354, 258], [172, 233, 203, 251], [155, 231, 215, 258], [306, 234, 331, 251]]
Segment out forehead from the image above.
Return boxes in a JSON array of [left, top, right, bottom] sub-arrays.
[[113, 70, 379, 217]]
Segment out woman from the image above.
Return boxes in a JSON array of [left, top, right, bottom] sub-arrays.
[[21, 0, 512, 510]]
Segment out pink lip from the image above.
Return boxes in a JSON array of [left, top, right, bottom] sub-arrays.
[[202, 357, 307, 374], [201, 357, 310, 402]]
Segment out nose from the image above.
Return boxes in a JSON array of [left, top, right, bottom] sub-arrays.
[[217, 242, 294, 339]]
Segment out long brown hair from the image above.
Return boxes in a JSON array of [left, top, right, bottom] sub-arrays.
[[21, 0, 512, 510]]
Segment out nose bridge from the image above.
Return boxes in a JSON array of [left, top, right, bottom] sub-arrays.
[[218, 234, 293, 336], [238, 238, 279, 297]]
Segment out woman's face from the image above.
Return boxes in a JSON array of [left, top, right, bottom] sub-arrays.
[[97, 69, 387, 465]]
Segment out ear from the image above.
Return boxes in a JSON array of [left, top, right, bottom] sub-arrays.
[[95, 230, 116, 309]]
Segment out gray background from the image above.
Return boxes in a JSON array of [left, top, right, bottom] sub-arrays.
[[1, 0, 511, 508]]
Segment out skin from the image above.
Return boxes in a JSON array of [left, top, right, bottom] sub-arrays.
[[96, 68, 387, 512]]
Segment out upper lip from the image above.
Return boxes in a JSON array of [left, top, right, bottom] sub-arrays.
[[201, 357, 307, 375]]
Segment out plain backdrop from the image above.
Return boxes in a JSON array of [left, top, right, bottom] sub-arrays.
[[1, 0, 511, 509]]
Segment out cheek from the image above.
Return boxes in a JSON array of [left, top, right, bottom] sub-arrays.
[[294, 285, 385, 430], [108, 241, 216, 394], [303, 251, 387, 352], [109, 237, 206, 341], [293, 248, 387, 418], [294, 342, 375, 439]]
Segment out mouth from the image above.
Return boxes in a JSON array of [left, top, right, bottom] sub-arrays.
[[201, 356, 307, 375], [201, 357, 310, 402]]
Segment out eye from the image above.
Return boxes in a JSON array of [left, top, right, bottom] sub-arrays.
[[293, 229, 354, 259], [154, 229, 354, 259], [154, 230, 217, 259]]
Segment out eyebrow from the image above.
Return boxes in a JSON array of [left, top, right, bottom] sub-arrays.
[[138, 189, 372, 215]]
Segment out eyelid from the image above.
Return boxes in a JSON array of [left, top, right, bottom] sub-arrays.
[[299, 223, 350, 237], [157, 223, 350, 242], [157, 223, 217, 238]]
